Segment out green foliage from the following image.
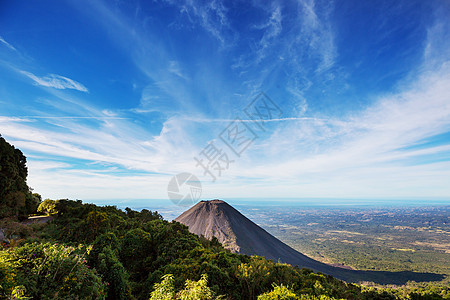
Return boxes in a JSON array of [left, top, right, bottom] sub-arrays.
[[150, 274, 217, 300], [5, 198, 447, 300], [0, 242, 106, 299], [178, 274, 215, 300], [237, 256, 272, 299], [364, 284, 450, 300], [9, 285, 32, 299], [0, 135, 40, 219], [258, 284, 298, 300], [150, 274, 175, 300], [86, 210, 111, 237], [257, 283, 343, 300], [33, 199, 449, 300], [126, 207, 163, 222], [97, 247, 132, 300], [89, 232, 121, 263], [88, 232, 132, 300], [37, 199, 59, 215], [120, 228, 154, 280]]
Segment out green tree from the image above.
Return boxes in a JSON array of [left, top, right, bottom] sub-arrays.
[[88, 233, 131, 300], [97, 247, 132, 300], [9, 285, 31, 300], [150, 274, 217, 300], [0, 242, 106, 299], [258, 284, 298, 300], [120, 228, 154, 280], [85, 210, 111, 239], [89, 232, 120, 263], [37, 199, 58, 215], [150, 274, 175, 300], [178, 274, 215, 300], [236, 256, 272, 299], [0, 135, 37, 219]]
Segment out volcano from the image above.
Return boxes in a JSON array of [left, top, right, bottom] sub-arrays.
[[175, 200, 444, 284]]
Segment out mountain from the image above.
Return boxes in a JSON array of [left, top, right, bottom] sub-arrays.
[[175, 200, 444, 285], [175, 200, 334, 272]]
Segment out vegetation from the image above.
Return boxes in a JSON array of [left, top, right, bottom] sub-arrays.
[[150, 274, 218, 300], [0, 135, 40, 220], [0, 242, 106, 299], [37, 199, 58, 216], [1, 199, 448, 299], [0, 136, 449, 299], [257, 283, 339, 299]]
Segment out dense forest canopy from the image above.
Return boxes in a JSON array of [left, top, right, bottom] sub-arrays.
[[0, 135, 40, 220]]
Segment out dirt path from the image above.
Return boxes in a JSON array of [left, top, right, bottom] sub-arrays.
[[22, 215, 53, 225]]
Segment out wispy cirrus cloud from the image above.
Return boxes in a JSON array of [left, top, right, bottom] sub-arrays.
[[168, 60, 187, 79], [423, 15, 450, 70], [230, 56, 450, 195], [230, 0, 337, 109], [5, 62, 449, 200], [297, 0, 336, 72], [181, 116, 326, 123], [20, 71, 88, 92], [168, 0, 232, 45], [253, 4, 283, 63], [0, 36, 17, 51], [2, 0, 449, 202]]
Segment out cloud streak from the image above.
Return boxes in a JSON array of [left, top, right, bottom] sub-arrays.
[[20, 71, 88, 92], [171, 0, 232, 45], [0, 36, 17, 51]]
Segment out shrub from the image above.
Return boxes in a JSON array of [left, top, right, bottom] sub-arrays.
[[0, 242, 106, 299]]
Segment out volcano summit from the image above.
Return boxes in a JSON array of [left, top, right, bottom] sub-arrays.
[[175, 200, 444, 284]]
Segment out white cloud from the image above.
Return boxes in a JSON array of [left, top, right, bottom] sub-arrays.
[[8, 60, 449, 200], [173, 0, 231, 45], [0, 116, 33, 122], [20, 71, 88, 92], [2, 1, 449, 201], [297, 0, 336, 72], [254, 4, 283, 63], [168, 60, 187, 79], [181, 116, 325, 123], [423, 9, 450, 69], [0, 109, 202, 200], [222, 62, 450, 198], [27, 165, 171, 200], [0, 36, 17, 51], [0, 94, 200, 176], [3, 65, 450, 200]]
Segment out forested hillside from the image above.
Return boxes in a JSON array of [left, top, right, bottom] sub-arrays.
[[4, 199, 448, 299], [0, 135, 40, 220]]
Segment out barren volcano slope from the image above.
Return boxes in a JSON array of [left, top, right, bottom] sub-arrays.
[[175, 200, 444, 285], [175, 200, 333, 271]]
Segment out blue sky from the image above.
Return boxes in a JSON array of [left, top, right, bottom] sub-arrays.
[[0, 0, 449, 202]]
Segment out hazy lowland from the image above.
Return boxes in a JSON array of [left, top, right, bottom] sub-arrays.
[[238, 205, 450, 278], [1, 135, 449, 299]]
